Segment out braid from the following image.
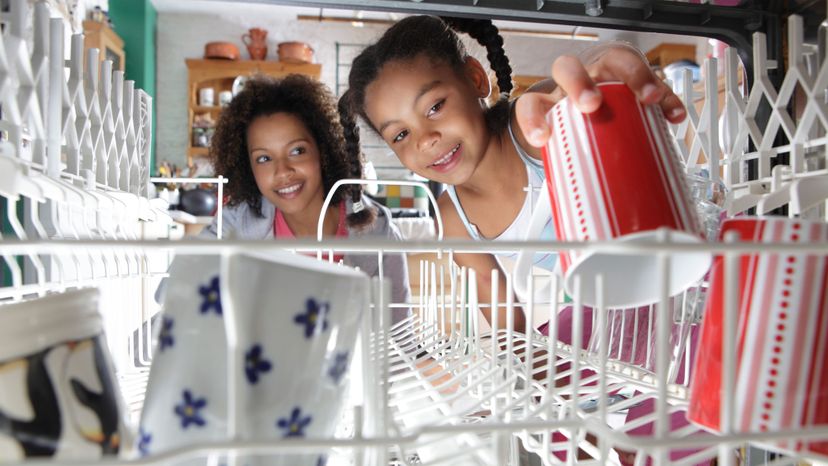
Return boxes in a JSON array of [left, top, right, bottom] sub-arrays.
[[441, 17, 513, 100], [347, 16, 514, 140], [338, 91, 376, 229]]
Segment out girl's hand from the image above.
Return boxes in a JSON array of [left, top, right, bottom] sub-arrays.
[[515, 43, 686, 148]]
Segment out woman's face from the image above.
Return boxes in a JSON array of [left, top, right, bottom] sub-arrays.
[[363, 54, 491, 186], [247, 112, 325, 217]]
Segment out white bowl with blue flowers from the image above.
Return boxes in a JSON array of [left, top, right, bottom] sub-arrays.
[[138, 251, 369, 465]]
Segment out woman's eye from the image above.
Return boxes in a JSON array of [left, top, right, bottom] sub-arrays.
[[392, 130, 408, 144], [427, 99, 445, 117], [289, 146, 306, 156], [255, 154, 271, 164]]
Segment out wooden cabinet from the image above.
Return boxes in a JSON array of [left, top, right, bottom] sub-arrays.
[[185, 59, 322, 165], [83, 20, 124, 72], [646, 43, 696, 68], [487, 73, 547, 106]]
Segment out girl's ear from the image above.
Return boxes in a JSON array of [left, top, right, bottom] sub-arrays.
[[464, 56, 491, 99]]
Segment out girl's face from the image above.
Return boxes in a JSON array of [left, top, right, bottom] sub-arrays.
[[247, 112, 325, 216], [364, 54, 491, 186]]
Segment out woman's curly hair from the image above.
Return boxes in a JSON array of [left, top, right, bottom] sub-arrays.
[[210, 74, 374, 228]]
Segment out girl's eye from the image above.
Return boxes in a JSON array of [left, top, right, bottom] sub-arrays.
[[289, 146, 306, 156], [427, 99, 445, 117], [392, 130, 409, 144], [254, 154, 271, 164]]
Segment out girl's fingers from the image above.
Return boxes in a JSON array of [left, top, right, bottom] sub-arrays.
[[598, 49, 668, 104], [662, 93, 687, 123], [516, 46, 688, 149], [551, 55, 602, 113], [514, 92, 559, 147], [594, 48, 687, 122], [549, 46, 688, 123]]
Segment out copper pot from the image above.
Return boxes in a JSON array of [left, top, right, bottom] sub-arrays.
[[277, 42, 314, 64], [204, 42, 240, 60]]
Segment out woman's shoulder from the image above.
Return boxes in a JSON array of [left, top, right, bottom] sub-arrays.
[[200, 196, 274, 239], [349, 195, 394, 237]]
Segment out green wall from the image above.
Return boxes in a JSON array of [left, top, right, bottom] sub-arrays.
[[109, 0, 157, 173]]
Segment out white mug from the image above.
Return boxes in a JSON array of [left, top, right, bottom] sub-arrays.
[[0, 289, 129, 462], [218, 91, 233, 107], [139, 251, 370, 465], [198, 87, 215, 107]]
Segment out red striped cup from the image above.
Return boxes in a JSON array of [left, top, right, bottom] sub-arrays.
[[688, 217, 828, 456], [542, 82, 710, 308]]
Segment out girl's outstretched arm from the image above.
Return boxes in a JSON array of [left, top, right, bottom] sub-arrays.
[[513, 42, 686, 151]]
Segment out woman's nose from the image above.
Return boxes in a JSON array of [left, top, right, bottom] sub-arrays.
[[273, 159, 294, 179]]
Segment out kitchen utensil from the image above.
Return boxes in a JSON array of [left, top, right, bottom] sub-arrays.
[[138, 252, 369, 465], [242, 28, 267, 60], [277, 42, 314, 64], [198, 87, 214, 107], [542, 82, 709, 308], [231, 75, 247, 96], [179, 188, 216, 217], [218, 90, 233, 107], [688, 217, 828, 457], [204, 42, 240, 60], [0, 289, 128, 462]]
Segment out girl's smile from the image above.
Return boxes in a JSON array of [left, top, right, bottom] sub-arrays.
[[427, 143, 463, 173], [363, 54, 491, 186]]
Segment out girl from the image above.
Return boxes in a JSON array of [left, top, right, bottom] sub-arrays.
[[338, 16, 686, 334], [203, 74, 410, 322]]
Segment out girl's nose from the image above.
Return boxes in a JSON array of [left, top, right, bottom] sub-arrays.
[[417, 129, 440, 153]]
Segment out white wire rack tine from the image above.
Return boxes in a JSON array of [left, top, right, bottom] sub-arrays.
[[430, 261, 437, 341], [719, 231, 741, 466], [490, 268, 500, 405], [525, 274, 535, 421], [654, 229, 672, 466], [439, 263, 446, 342], [596, 274, 608, 434], [505, 271, 514, 423], [419, 259, 425, 325], [570, 273, 582, 465]]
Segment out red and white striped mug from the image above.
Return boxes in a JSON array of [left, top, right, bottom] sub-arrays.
[[688, 217, 828, 456], [542, 82, 710, 308]]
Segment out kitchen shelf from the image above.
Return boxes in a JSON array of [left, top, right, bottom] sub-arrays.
[[188, 146, 210, 159], [186, 58, 322, 166], [263, 0, 786, 84]]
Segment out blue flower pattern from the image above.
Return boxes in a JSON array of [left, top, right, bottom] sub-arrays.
[[199, 276, 223, 315], [294, 298, 329, 338], [174, 390, 207, 429], [244, 344, 273, 384], [137, 427, 151, 457], [159, 317, 174, 351], [327, 351, 349, 385], [276, 407, 312, 437]]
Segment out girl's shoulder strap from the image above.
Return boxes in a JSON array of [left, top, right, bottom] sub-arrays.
[[507, 100, 546, 181], [444, 185, 482, 240]]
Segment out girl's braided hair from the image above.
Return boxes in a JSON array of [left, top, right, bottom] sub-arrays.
[[338, 16, 513, 146], [210, 74, 374, 228]]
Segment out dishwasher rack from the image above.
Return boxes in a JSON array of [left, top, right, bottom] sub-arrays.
[[3, 237, 828, 466], [1, 0, 828, 463]]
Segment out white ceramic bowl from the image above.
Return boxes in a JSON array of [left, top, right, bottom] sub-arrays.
[[139, 251, 370, 465]]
